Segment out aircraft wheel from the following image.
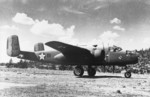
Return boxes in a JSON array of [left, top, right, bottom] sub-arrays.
[[124, 71, 131, 78], [73, 66, 84, 77], [88, 67, 96, 77]]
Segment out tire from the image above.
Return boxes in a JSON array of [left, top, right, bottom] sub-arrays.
[[88, 68, 96, 77], [124, 71, 131, 78], [73, 66, 84, 77]]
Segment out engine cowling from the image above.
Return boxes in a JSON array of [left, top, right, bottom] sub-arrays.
[[7, 35, 20, 57], [92, 49, 105, 62], [54, 53, 66, 62], [34, 43, 44, 52]]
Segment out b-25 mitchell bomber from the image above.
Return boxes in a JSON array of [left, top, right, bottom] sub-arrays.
[[7, 35, 139, 78]]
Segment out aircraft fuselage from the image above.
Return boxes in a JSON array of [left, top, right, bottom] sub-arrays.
[[19, 49, 138, 66]]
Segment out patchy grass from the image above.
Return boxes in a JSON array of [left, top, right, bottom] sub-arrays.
[[0, 68, 150, 97]]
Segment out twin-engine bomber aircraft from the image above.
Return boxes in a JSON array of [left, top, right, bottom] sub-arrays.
[[7, 35, 139, 78]]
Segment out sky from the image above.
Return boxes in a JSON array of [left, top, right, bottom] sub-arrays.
[[1, 0, 150, 63]]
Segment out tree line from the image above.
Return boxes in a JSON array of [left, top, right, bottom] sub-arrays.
[[2, 59, 73, 70]]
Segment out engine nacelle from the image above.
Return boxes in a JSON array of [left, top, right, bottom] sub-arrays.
[[92, 49, 105, 62], [34, 43, 44, 52], [7, 35, 20, 57]]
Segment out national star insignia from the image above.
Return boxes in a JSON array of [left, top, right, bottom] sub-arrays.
[[39, 53, 45, 60]]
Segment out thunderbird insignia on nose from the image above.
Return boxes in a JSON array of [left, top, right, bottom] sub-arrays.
[[118, 56, 122, 60]]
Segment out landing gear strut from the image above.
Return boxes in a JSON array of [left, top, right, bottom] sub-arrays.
[[87, 66, 96, 77], [73, 66, 84, 77], [124, 66, 131, 78]]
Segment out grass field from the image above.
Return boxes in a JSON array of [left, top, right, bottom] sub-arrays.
[[0, 67, 150, 97]]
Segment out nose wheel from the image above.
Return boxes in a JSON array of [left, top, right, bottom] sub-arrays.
[[124, 66, 132, 78], [124, 71, 131, 78], [73, 66, 84, 77]]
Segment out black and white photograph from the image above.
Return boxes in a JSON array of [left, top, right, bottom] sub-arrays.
[[0, 0, 150, 97]]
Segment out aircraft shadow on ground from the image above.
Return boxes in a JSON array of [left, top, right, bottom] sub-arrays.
[[77, 75, 123, 79]]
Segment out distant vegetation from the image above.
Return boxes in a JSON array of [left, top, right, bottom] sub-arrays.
[[135, 49, 150, 73], [0, 49, 150, 74], [1, 59, 73, 71]]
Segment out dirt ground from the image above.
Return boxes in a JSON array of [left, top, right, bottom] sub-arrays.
[[0, 67, 150, 97]]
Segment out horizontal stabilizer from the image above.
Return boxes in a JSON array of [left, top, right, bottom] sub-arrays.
[[18, 51, 39, 61]]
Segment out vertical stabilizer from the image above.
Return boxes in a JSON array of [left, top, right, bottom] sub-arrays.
[[7, 35, 20, 57], [34, 43, 44, 52]]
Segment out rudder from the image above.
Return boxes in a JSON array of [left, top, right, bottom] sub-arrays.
[[34, 43, 44, 52], [7, 35, 20, 57]]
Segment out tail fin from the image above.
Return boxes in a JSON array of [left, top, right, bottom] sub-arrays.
[[7, 35, 20, 57], [34, 43, 44, 52]]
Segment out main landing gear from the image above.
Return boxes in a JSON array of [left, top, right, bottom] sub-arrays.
[[73, 66, 84, 77], [73, 66, 96, 77], [124, 66, 131, 78], [87, 66, 96, 77]]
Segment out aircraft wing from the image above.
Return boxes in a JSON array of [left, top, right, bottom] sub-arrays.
[[45, 41, 93, 60]]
